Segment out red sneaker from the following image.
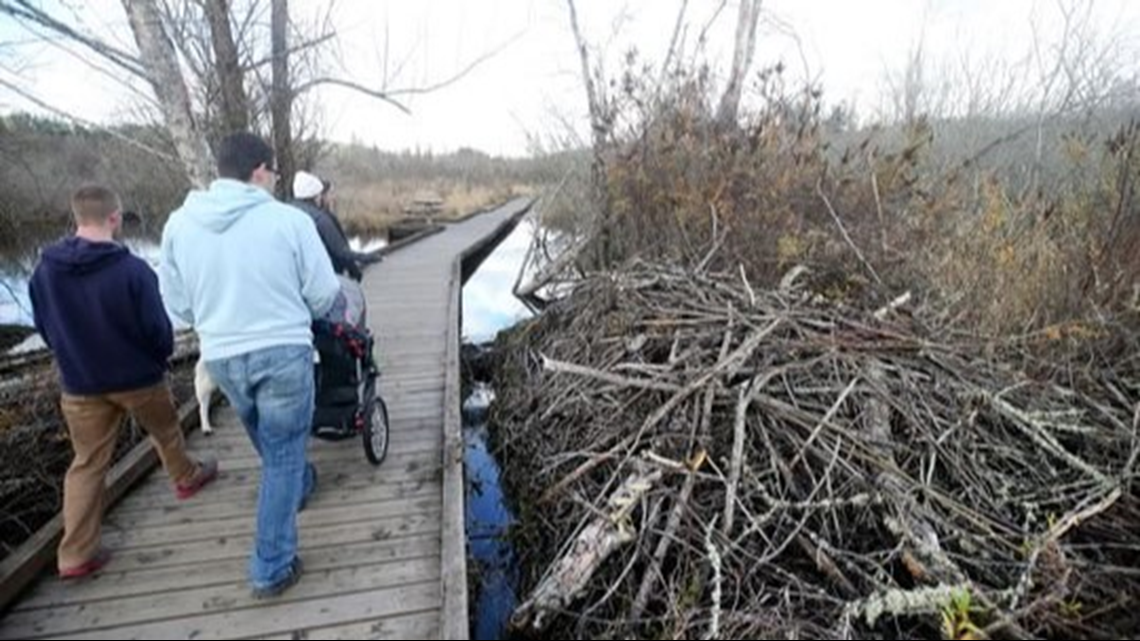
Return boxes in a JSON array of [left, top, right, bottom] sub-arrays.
[[59, 548, 111, 580], [175, 457, 218, 500]]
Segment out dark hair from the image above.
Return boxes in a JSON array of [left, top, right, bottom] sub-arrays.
[[70, 184, 120, 223], [321, 179, 332, 194], [215, 132, 274, 182]]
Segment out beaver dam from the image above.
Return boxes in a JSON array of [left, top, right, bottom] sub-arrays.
[[487, 260, 1140, 640]]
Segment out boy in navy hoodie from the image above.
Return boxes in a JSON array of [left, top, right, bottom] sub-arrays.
[[29, 185, 218, 580]]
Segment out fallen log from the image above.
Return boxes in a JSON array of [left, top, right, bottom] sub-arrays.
[[510, 459, 662, 634]]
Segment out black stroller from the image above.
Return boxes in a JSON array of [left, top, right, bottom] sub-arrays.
[[310, 318, 389, 465]]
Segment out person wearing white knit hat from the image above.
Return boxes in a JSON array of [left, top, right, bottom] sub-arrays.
[[288, 170, 380, 283], [292, 171, 324, 201]]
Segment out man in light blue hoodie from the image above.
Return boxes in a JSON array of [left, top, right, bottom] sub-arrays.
[[159, 132, 341, 598]]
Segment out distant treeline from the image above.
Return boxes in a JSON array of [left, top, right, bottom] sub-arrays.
[[0, 113, 580, 243]]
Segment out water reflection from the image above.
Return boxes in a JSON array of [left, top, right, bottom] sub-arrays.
[[0, 273, 34, 327], [1, 233, 386, 348], [463, 382, 519, 640], [461, 216, 545, 640], [462, 219, 538, 343]]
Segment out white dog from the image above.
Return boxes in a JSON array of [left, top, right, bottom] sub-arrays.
[[195, 357, 220, 434]]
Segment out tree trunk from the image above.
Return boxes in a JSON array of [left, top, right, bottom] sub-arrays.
[[203, 0, 248, 136], [565, 0, 612, 267], [271, 0, 295, 199], [715, 0, 762, 129], [122, 0, 214, 187]]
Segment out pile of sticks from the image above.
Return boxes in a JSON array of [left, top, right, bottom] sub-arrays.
[[491, 261, 1140, 640]]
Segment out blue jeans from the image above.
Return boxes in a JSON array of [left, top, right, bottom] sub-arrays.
[[205, 344, 317, 589]]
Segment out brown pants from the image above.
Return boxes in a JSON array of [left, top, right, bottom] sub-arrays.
[[57, 381, 197, 570]]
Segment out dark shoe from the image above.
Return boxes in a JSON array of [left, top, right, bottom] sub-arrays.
[[299, 463, 317, 512], [59, 547, 111, 580], [175, 457, 218, 500], [251, 557, 303, 599]]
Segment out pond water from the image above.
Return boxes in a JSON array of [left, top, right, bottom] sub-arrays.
[[0, 232, 384, 351], [460, 218, 539, 639]]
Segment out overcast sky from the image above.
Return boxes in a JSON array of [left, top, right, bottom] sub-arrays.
[[0, 0, 1136, 157]]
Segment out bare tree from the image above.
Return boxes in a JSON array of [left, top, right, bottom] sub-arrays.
[[122, 0, 214, 186], [565, 0, 614, 266], [270, 0, 294, 197], [203, 0, 250, 134], [0, 1, 147, 78], [657, 0, 689, 94], [715, 0, 762, 128], [899, 40, 925, 125]]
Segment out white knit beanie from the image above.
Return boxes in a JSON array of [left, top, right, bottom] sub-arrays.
[[292, 170, 323, 200]]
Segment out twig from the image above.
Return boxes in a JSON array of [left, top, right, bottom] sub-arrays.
[[630, 457, 700, 621], [1126, 401, 1140, 478], [738, 263, 756, 307], [870, 166, 888, 253], [988, 393, 1112, 487], [1011, 487, 1124, 610], [542, 354, 682, 393], [627, 318, 781, 451], [724, 374, 765, 535], [817, 181, 883, 287], [703, 516, 723, 641], [787, 378, 860, 472]]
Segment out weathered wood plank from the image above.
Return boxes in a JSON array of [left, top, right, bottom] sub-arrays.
[[102, 498, 442, 548], [2, 558, 439, 638], [170, 427, 441, 455], [164, 430, 440, 462], [111, 476, 439, 518], [120, 452, 440, 505], [206, 446, 441, 472], [66, 514, 441, 573], [107, 482, 440, 529], [252, 609, 440, 640], [15, 536, 440, 610], [7, 581, 441, 640], [441, 259, 468, 640]]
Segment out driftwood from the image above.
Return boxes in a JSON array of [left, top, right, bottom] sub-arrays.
[[511, 460, 662, 633], [492, 260, 1140, 640]]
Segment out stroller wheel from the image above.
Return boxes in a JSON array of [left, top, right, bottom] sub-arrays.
[[363, 395, 390, 465]]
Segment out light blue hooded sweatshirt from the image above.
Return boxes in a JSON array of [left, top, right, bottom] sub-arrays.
[[159, 179, 341, 361]]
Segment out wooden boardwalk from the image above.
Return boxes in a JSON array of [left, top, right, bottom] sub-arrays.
[[0, 197, 533, 640]]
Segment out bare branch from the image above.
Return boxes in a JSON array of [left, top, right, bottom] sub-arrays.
[[382, 30, 524, 98], [292, 77, 411, 114], [0, 0, 147, 78], [293, 30, 521, 117], [817, 181, 884, 287], [566, 0, 606, 149], [658, 0, 689, 88], [241, 31, 336, 73], [715, 0, 762, 128]]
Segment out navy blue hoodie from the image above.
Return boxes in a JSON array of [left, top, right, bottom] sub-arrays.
[[29, 237, 173, 395]]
